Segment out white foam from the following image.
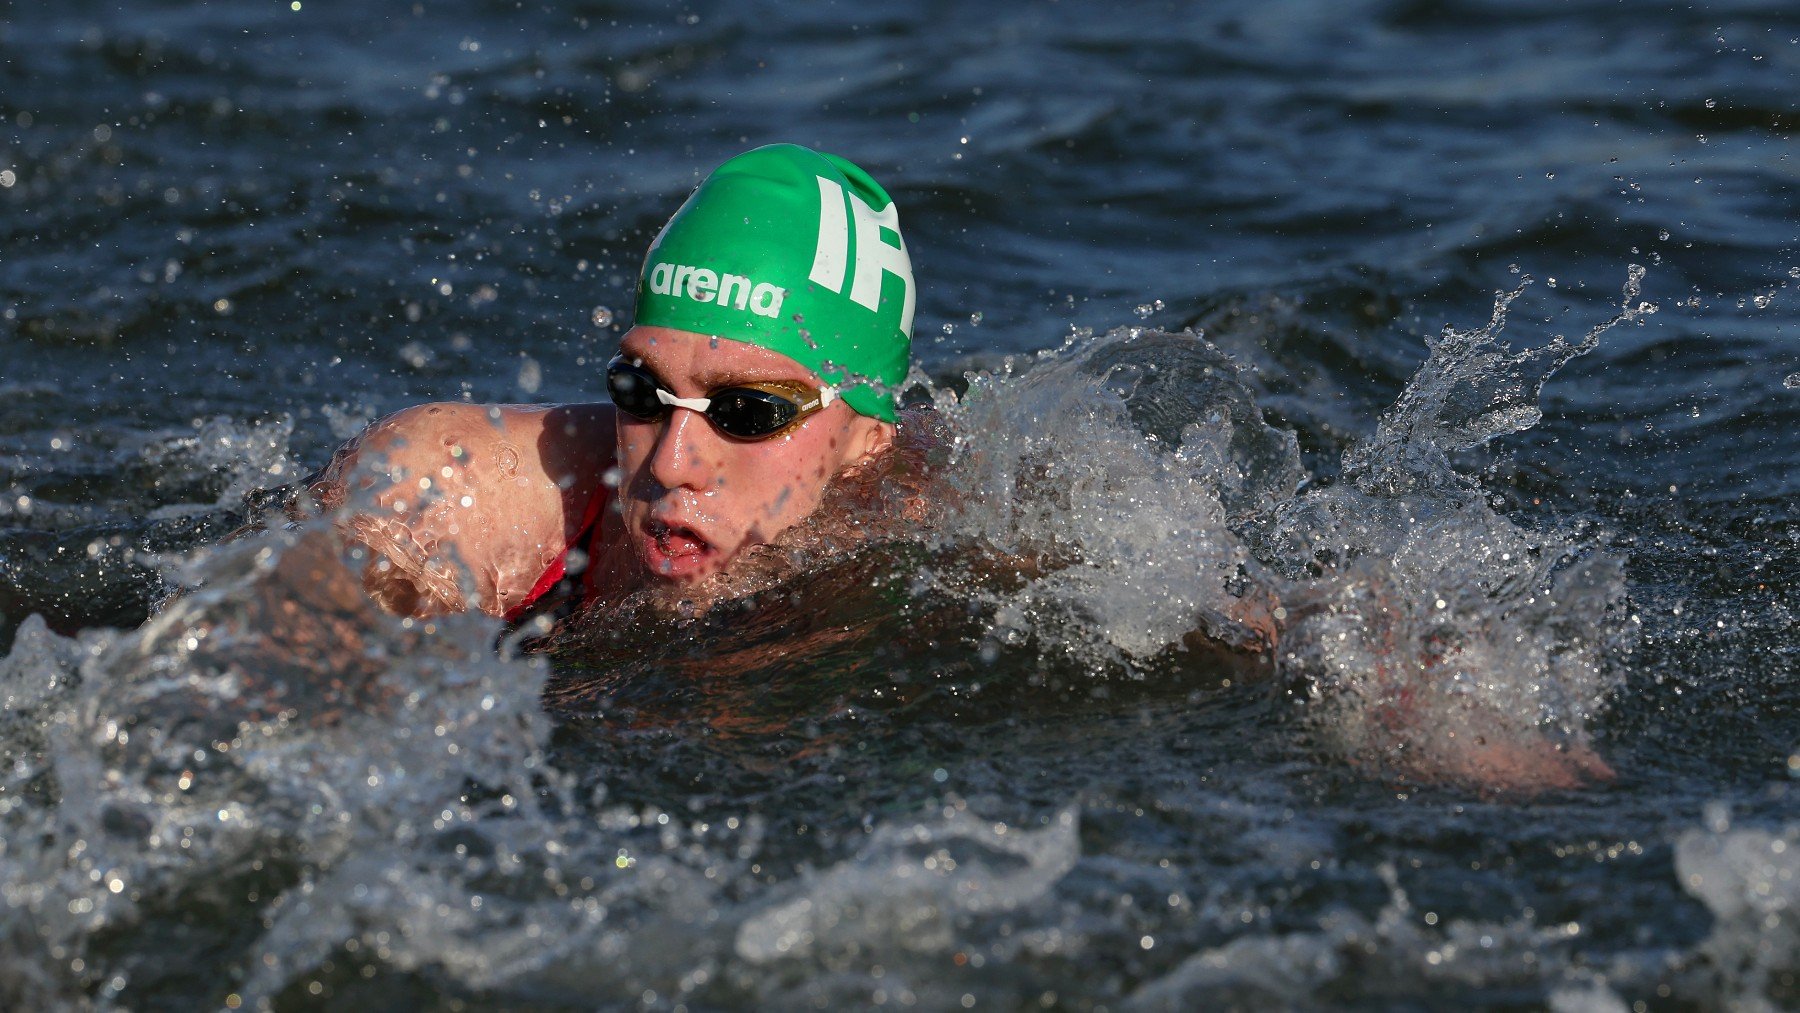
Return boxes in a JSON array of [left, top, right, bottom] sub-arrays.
[[1127, 864, 1596, 1009], [1675, 811, 1800, 1008], [735, 807, 1079, 964], [926, 328, 1296, 665]]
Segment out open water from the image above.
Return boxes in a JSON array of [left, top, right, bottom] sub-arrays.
[[2, 1, 1798, 1008]]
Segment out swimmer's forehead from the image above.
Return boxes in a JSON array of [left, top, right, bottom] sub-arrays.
[[620, 325, 821, 386]]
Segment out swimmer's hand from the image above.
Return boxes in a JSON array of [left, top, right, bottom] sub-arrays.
[[1219, 585, 1280, 653], [1362, 676, 1616, 799], [1430, 736, 1616, 795], [1284, 580, 1616, 797], [1355, 698, 1616, 798], [1374, 639, 1617, 797]]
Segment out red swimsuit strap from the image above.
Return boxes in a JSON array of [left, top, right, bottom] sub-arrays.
[[504, 475, 611, 623]]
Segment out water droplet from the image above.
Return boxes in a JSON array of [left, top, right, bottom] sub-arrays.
[[1705, 98, 1717, 108], [398, 340, 434, 370], [969, 311, 983, 326], [590, 306, 613, 327], [1546, 171, 1556, 179], [1784, 372, 1800, 390], [1659, 229, 1671, 241], [1133, 299, 1165, 319], [516, 356, 542, 394]]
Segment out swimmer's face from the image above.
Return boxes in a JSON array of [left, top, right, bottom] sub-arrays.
[[612, 325, 894, 583]]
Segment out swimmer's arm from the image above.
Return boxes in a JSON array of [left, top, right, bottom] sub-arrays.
[[1275, 586, 1615, 795], [305, 402, 615, 618]]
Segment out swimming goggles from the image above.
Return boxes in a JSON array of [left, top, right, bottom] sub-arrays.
[[605, 355, 838, 440]]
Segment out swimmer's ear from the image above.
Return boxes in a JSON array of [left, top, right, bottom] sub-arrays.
[[841, 418, 895, 474]]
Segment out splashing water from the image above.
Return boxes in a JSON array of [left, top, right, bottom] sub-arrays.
[[922, 328, 1301, 665], [734, 809, 1080, 965], [1, 269, 1749, 1008], [0, 529, 559, 1007], [142, 415, 301, 516], [0, 414, 304, 645], [1128, 862, 1600, 1010], [1674, 810, 1800, 1007], [1258, 270, 1654, 787], [909, 271, 1653, 790]]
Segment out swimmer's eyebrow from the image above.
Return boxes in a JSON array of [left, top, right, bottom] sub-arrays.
[[687, 363, 815, 387], [624, 348, 813, 389]]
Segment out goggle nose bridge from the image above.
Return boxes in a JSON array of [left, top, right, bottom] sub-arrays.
[[652, 384, 839, 413], [655, 388, 714, 413]]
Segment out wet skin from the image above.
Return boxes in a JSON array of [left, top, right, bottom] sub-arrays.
[[611, 325, 893, 585], [307, 330, 1608, 796], [310, 326, 892, 618]]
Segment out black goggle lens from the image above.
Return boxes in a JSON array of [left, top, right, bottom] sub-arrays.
[[605, 362, 664, 420], [707, 388, 800, 438], [606, 359, 809, 439]]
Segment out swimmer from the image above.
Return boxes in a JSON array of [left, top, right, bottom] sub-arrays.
[[307, 144, 913, 621], [300, 143, 1610, 796]]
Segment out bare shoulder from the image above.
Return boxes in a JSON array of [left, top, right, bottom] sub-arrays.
[[485, 402, 618, 491], [307, 401, 617, 617], [315, 402, 615, 505]]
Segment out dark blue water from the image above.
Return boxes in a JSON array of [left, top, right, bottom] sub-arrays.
[[2, 1, 1797, 1008]]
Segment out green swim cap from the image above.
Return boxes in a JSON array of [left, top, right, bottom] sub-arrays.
[[634, 144, 915, 422]]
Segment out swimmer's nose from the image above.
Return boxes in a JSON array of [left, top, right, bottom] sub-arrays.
[[647, 404, 721, 492]]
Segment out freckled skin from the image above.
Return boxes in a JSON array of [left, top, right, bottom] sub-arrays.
[[613, 326, 893, 584], [310, 326, 891, 616]]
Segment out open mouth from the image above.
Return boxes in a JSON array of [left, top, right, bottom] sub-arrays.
[[641, 519, 716, 577]]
